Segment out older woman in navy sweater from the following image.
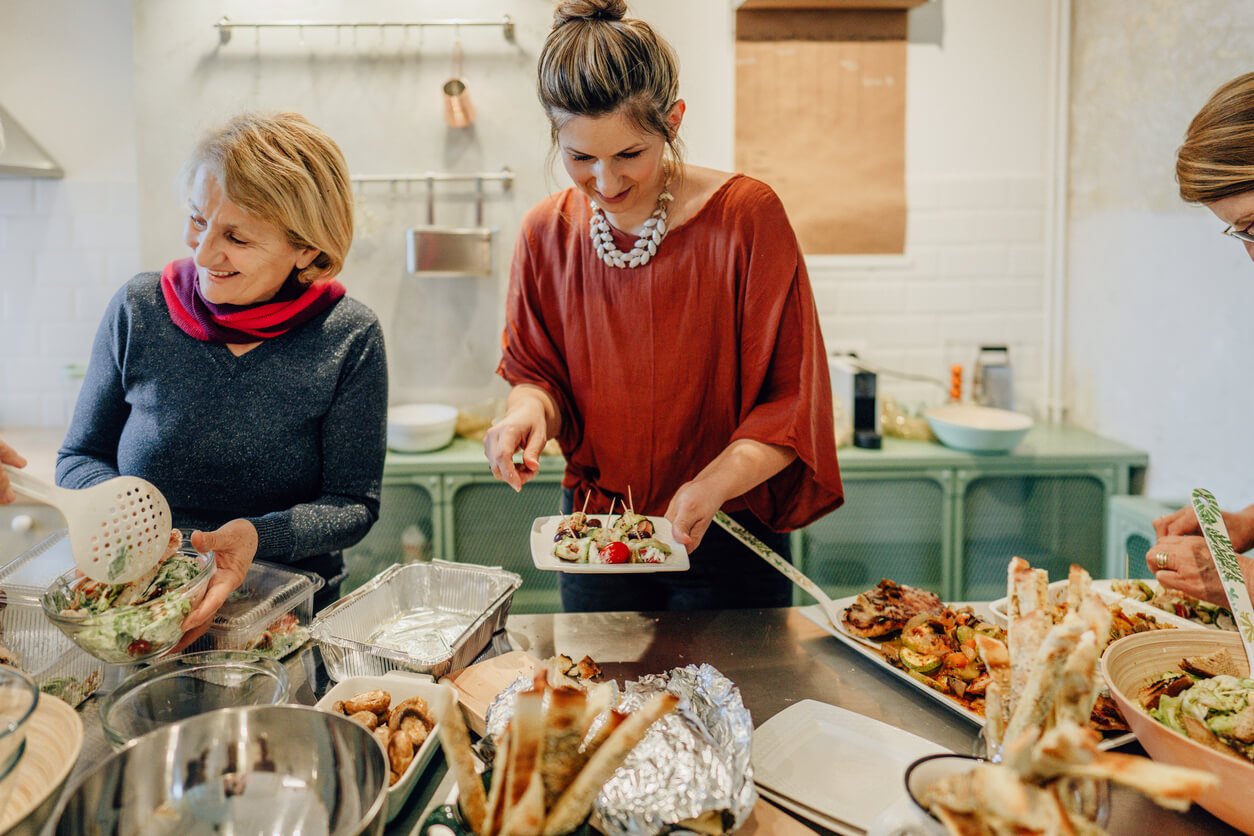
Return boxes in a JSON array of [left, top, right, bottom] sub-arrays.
[[57, 112, 387, 634]]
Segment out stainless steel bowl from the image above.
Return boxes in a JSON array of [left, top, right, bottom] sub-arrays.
[[52, 704, 388, 835]]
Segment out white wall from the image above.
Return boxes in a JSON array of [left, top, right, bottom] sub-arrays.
[[128, 0, 735, 410], [810, 0, 1053, 413], [0, 0, 140, 426], [2, 0, 1053, 431], [1067, 0, 1254, 501]]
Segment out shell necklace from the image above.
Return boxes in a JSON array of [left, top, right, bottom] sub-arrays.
[[589, 185, 674, 269]]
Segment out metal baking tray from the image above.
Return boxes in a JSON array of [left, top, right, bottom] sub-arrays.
[[311, 560, 521, 681]]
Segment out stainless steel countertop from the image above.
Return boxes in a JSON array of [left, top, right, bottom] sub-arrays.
[[65, 608, 1238, 835]]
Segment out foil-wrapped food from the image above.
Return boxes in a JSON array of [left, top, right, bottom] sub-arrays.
[[477, 661, 755, 835]]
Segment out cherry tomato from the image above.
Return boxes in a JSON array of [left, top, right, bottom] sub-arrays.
[[128, 638, 153, 657], [601, 542, 631, 564]]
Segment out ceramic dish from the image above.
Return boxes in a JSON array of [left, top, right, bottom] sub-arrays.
[[1102, 629, 1254, 832], [529, 515, 690, 574], [0, 692, 83, 834], [752, 700, 948, 832], [387, 403, 458, 453], [799, 603, 1135, 750], [315, 671, 452, 823], [925, 403, 1032, 454]]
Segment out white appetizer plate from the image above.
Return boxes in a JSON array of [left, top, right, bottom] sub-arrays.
[[530, 515, 690, 573]]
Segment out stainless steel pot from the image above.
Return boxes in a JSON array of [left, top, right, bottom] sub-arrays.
[[51, 704, 388, 835]]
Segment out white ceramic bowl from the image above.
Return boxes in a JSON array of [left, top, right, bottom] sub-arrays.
[[1102, 629, 1254, 832], [387, 403, 458, 453], [925, 403, 1033, 454], [315, 671, 452, 823]]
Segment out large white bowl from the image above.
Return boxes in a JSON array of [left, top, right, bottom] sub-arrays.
[[925, 403, 1032, 454], [1102, 629, 1254, 832], [387, 403, 458, 453]]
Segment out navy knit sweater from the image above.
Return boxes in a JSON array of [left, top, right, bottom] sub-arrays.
[[57, 273, 388, 583]]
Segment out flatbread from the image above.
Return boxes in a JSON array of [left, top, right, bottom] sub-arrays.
[[435, 687, 488, 834], [543, 693, 679, 836]]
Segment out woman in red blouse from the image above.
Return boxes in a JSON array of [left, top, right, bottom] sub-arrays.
[[484, 0, 844, 612]]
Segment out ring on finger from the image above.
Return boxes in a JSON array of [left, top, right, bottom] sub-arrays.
[[1154, 551, 1170, 570]]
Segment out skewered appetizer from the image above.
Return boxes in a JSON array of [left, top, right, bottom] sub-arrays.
[[551, 499, 672, 566]]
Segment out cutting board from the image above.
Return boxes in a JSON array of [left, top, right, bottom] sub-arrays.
[[445, 649, 541, 736]]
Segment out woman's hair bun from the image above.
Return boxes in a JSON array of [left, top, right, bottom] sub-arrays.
[[553, 0, 628, 26]]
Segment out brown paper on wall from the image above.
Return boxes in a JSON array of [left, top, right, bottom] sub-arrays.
[[735, 39, 906, 254]]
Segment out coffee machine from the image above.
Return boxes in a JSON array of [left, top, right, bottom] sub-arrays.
[[828, 354, 881, 449]]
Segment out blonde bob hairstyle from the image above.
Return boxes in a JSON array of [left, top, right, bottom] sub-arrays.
[[538, 0, 684, 177], [182, 112, 353, 282], [1177, 72, 1254, 204]]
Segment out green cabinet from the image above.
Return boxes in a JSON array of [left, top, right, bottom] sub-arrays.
[[796, 426, 1145, 601], [344, 426, 1148, 609]]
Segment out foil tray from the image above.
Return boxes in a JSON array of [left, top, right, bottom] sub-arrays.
[[311, 560, 521, 681]]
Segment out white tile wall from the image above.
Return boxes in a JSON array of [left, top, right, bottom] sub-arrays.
[[0, 179, 139, 426], [808, 173, 1046, 413]]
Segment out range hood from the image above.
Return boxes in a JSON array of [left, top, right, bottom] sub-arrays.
[[0, 104, 63, 178]]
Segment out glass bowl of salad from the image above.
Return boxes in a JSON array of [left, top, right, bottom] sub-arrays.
[[40, 540, 216, 665]]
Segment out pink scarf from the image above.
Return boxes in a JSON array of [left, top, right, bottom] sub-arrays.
[[160, 258, 345, 343]]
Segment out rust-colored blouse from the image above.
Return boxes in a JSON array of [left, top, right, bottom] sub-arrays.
[[498, 175, 843, 531]]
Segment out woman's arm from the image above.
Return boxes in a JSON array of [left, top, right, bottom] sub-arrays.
[[666, 439, 796, 548], [484, 384, 561, 492]]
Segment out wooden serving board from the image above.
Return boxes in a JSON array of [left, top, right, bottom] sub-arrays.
[[445, 649, 541, 736]]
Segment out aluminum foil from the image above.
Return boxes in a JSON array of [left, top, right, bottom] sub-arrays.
[[483, 664, 756, 835]]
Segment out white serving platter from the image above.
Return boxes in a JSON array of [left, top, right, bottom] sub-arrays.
[[799, 601, 1136, 751], [987, 578, 1207, 631], [315, 671, 451, 823], [530, 515, 690, 573], [753, 700, 949, 833]]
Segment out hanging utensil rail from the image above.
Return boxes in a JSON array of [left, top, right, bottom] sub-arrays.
[[353, 168, 514, 226], [215, 15, 515, 45]]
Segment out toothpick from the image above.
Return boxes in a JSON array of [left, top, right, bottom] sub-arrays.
[[628, 485, 634, 515], [581, 491, 591, 516], [607, 497, 617, 522]]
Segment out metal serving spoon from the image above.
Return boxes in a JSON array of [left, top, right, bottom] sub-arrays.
[[3, 465, 172, 584], [1191, 489, 1254, 670], [713, 510, 844, 627]]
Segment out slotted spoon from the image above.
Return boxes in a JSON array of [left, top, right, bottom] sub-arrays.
[[713, 510, 843, 627], [3, 465, 173, 584]]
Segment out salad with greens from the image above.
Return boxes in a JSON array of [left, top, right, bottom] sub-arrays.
[[1155, 675, 1254, 761], [50, 549, 207, 663], [1142, 648, 1254, 763]]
